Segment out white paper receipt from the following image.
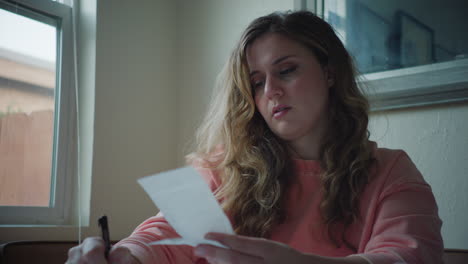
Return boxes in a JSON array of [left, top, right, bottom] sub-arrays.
[[137, 167, 234, 248]]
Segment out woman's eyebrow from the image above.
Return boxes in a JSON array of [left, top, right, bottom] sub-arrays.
[[272, 55, 296, 65], [249, 55, 297, 77]]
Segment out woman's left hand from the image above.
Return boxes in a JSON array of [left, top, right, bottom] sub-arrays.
[[193, 232, 310, 264]]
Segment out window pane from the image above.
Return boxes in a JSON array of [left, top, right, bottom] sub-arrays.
[[0, 7, 56, 207], [324, 0, 468, 74]]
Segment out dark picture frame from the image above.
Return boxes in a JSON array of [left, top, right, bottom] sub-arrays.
[[395, 10, 435, 68]]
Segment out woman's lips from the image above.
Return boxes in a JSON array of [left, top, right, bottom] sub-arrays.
[[272, 105, 291, 119], [273, 108, 290, 119]]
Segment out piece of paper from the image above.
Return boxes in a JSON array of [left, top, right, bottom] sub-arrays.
[[138, 166, 234, 248]]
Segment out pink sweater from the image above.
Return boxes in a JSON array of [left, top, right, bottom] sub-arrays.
[[116, 142, 444, 263]]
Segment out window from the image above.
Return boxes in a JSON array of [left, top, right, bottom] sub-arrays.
[[299, 0, 468, 111], [0, 0, 76, 225]]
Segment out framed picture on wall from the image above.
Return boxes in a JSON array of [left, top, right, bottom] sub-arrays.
[[396, 10, 435, 67], [306, 1, 468, 112]]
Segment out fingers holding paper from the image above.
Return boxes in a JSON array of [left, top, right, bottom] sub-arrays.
[[194, 233, 309, 264]]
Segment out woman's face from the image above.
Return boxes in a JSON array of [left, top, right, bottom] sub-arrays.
[[246, 33, 332, 150]]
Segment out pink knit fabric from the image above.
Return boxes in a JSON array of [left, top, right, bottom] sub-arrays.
[[116, 141, 443, 264]]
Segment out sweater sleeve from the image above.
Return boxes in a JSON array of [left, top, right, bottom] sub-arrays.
[[356, 151, 444, 264], [114, 165, 221, 264]]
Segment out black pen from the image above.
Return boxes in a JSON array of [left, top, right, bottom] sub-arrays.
[[98, 215, 111, 259]]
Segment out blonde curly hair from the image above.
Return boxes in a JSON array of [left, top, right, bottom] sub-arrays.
[[187, 10, 376, 248]]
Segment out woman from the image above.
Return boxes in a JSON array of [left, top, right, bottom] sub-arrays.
[[67, 11, 443, 264]]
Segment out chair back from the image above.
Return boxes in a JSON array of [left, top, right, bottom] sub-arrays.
[[443, 248, 468, 264], [0, 241, 78, 264]]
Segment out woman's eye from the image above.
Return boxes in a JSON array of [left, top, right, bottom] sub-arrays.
[[279, 66, 297, 75], [252, 80, 264, 89]]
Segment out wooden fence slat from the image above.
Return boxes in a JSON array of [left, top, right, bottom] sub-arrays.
[[0, 110, 53, 206]]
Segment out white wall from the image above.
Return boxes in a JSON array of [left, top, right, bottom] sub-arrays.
[[369, 103, 468, 249], [89, 0, 180, 239]]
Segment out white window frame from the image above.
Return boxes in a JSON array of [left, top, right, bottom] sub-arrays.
[[0, 0, 76, 226], [297, 0, 468, 111]]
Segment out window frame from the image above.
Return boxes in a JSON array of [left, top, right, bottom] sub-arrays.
[[0, 0, 76, 226], [298, 0, 468, 111]]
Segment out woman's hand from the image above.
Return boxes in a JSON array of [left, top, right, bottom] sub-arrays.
[[66, 237, 141, 264], [194, 233, 311, 264]]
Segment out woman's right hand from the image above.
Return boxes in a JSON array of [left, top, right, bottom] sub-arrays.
[[66, 237, 141, 264]]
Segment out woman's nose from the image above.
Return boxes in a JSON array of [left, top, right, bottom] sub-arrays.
[[264, 77, 283, 99]]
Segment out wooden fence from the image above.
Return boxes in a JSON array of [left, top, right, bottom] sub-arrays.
[[0, 110, 53, 206]]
